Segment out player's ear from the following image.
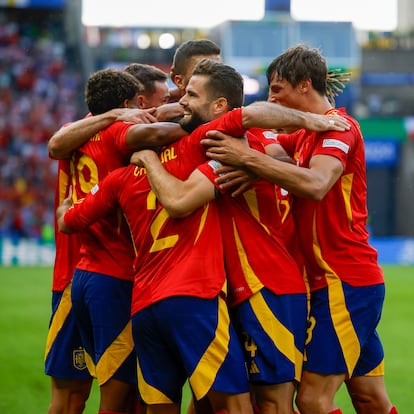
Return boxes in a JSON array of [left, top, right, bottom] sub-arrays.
[[299, 79, 311, 93], [171, 71, 185, 91], [138, 95, 146, 109], [213, 97, 228, 115], [121, 99, 130, 108]]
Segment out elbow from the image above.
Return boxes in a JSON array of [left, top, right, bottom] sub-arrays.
[[47, 139, 59, 158], [163, 202, 195, 219], [165, 206, 194, 219], [48, 139, 68, 159], [304, 185, 329, 201]]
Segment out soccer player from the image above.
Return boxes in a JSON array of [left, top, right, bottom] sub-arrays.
[[45, 158, 93, 414], [130, 58, 351, 414], [200, 45, 398, 414], [48, 68, 186, 414], [169, 39, 221, 99], [124, 62, 171, 109], [56, 59, 350, 414], [55, 114, 254, 414], [45, 104, 160, 414]]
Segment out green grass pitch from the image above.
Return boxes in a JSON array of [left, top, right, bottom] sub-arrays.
[[0, 265, 412, 413]]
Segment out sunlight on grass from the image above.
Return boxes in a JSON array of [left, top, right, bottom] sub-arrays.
[[0, 265, 411, 413]]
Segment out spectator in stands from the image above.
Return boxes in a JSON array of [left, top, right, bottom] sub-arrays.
[[0, 13, 83, 242]]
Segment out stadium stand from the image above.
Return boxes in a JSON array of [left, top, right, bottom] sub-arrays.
[[0, 8, 83, 242]]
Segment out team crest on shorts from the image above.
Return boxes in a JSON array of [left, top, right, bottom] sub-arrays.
[[73, 347, 87, 370]]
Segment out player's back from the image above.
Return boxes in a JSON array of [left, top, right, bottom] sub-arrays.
[[104, 136, 227, 314], [70, 121, 136, 280], [215, 132, 306, 307]]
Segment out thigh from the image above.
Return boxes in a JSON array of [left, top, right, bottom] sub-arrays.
[[345, 375, 392, 409]]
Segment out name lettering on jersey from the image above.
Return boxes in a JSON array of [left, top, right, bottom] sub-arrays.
[[159, 147, 177, 163], [322, 138, 349, 154], [132, 148, 177, 177], [133, 166, 147, 177]]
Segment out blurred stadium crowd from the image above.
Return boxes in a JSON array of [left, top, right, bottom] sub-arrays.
[[1, 5, 413, 243], [0, 13, 83, 241]]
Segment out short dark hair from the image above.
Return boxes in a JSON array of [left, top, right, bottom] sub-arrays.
[[85, 68, 142, 115], [172, 39, 221, 76], [124, 63, 168, 97], [192, 58, 244, 109]]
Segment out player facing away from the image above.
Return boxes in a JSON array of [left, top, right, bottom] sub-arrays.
[[56, 130, 254, 414], [44, 158, 94, 414], [45, 95, 160, 414], [50, 68, 185, 414]]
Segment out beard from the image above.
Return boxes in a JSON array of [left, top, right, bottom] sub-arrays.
[[178, 111, 206, 134]]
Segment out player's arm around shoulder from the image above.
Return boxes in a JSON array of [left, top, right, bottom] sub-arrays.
[[125, 122, 186, 150], [48, 108, 156, 159], [131, 149, 215, 218]]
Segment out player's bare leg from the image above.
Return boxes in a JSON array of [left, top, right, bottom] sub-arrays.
[[48, 377, 92, 414]]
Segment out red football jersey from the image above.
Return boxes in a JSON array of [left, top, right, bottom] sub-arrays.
[[250, 128, 306, 276], [65, 149, 225, 315], [69, 121, 136, 280], [64, 107, 249, 311], [276, 108, 384, 290], [51, 159, 81, 291], [198, 131, 306, 307]]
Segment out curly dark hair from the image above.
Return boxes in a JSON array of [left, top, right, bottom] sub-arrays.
[[85, 68, 143, 115], [191, 58, 244, 109]]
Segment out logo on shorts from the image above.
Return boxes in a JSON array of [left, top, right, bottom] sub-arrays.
[[243, 332, 260, 374], [73, 348, 87, 370]]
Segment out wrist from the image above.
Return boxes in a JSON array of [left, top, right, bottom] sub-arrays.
[[141, 149, 158, 163]]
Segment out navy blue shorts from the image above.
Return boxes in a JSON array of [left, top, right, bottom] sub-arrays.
[[232, 288, 308, 384], [132, 295, 249, 404], [304, 281, 385, 377], [44, 284, 93, 380], [71, 269, 136, 385]]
